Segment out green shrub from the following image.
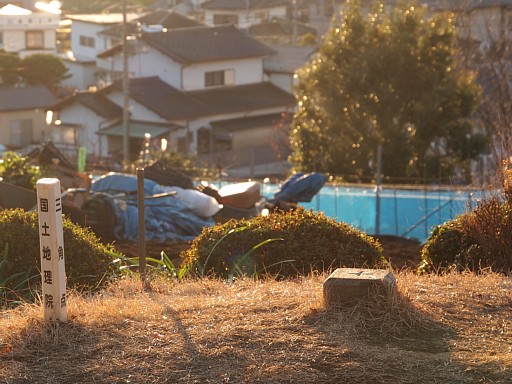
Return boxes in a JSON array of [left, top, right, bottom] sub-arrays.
[[181, 208, 385, 278], [421, 163, 512, 274], [0, 152, 43, 190], [419, 220, 485, 273], [0, 209, 121, 295]]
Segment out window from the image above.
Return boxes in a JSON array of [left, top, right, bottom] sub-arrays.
[[10, 119, 33, 147], [79, 35, 95, 48], [26, 31, 44, 49], [213, 14, 238, 25], [205, 70, 224, 87], [197, 127, 211, 154], [205, 69, 235, 87]]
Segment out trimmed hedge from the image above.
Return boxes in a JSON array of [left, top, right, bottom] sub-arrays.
[[181, 208, 385, 278], [1, 209, 120, 292], [419, 220, 483, 273]]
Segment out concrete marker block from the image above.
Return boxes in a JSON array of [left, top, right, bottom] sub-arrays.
[[323, 268, 396, 307]]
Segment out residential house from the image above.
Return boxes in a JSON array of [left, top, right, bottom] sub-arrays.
[[248, 18, 317, 44], [263, 43, 316, 92], [426, 0, 512, 49], [49, 24, 296, 176], [0, 3, 60, 58], [60, 12, 138, 90], [0, 85, 58, 149], [61, 10, 200, 90], [200, 0, 289, 29], [48, 91, 122, 160], [96, 24, 275, 90]]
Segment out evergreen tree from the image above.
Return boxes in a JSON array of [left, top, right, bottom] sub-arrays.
[[20, 54, 70, 90], [0, 51, 21, 86], [290, 1, 481, 183]]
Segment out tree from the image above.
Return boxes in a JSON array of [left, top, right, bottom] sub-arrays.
[[0, 51, 21, 86], [20, 54, 70, 89], [456, 7, 512, 178], [290, 0, 481, 183]]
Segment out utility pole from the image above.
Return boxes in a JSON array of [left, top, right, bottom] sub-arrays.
[[122, 0, 130, 166]]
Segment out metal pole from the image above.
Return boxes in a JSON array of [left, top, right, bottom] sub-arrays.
[[137, 168, 149, 291], [122, 0, 130, 166], [375, 143, 382, 236]]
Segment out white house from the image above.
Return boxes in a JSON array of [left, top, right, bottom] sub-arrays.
[[201, 0, 289, 29], [60, 12, 138, 90], [61, 10, 201, 90], [263, 42, 316, 92], [49, 24, 296, 176], [96, 24, 275, 90], [0, 3, 60, 58], [0, 85, 58, 149]]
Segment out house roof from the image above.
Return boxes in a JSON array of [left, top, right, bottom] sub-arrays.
[[187, 81, 295, 115], [201, 0, 289, 10], [97, 120, 180, 138], [264, 43, 317, 73], [99, 10, 202, 38], [113, 76, 294, 121], [421, 0, 512, 10], [0, 85, 59, 112], [248, 20, 317, 38], [51, 92, 122, 119], [0, 4, 31, 15], [139, 24, 276, 64], [64, 13, 139, 25], [211, 112, 290, 132], [53, 76, 294, 123], [125, 77, 210, 120]]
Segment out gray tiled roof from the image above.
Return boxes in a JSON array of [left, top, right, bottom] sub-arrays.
[[127, 77, 210, 120], [264, 43, 317, 73], [0, 85, 59, 112], [120, 76, 294, 121], [140, 24, 276, 63], [187, 81, 295, 115], [248, 20, 317, 37], [99, 10, 201, 38], [52, 92, 122, 119], [201, 0, 289, 10]]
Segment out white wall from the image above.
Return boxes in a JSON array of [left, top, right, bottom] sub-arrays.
[[70, 20, 110, 60], [183, 57, 264, 90], [106, 90, 171, 123], [97, 47, 183, 88], [265, 72, 293, 93], [60, 59, 97, 90], [0, 11, 59, 55], [58, 103, 109, 158], [203, 5, 287, 29]]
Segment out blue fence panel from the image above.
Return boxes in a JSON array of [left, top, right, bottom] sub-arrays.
[[222, 180, 481, 243]]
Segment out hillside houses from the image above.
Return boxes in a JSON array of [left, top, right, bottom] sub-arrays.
[[201, 0, 289, 28], [3, 0, 512, 178], [0, 3, 60, 58], [0, 85, 59, 149], [49, 24, 295, 176]]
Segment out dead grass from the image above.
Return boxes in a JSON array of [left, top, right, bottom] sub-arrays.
[[0, 271, 511, 383]]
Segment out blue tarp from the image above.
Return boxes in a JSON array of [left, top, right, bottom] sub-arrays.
[[273, 172, 328, 203], [91, 173, 214, 243]]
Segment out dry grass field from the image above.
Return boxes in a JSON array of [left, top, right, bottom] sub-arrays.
[[1, 269, 510, 383]]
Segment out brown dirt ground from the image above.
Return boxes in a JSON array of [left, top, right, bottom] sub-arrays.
[[114, 235, 424, 271], [374, 235, 423, 270]]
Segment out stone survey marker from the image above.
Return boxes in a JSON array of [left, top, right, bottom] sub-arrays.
[[323, 268, 396, 306], [37, 178, 67, 322]]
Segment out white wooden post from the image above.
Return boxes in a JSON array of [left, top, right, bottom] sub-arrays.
[[37, 178, 67, 322]]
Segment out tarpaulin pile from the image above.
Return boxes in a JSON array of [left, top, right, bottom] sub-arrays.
[[86, 173, 221, 243]]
